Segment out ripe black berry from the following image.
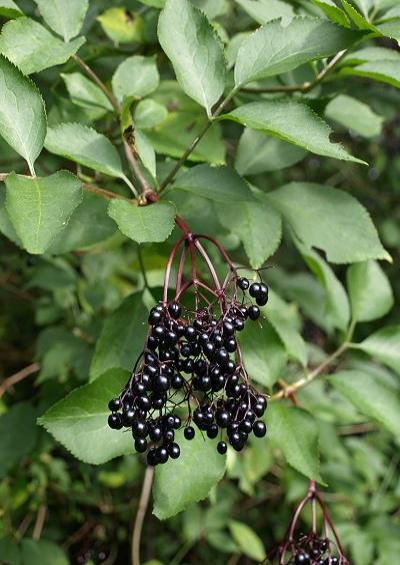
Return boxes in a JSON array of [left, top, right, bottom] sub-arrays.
[[168, 302, 181, 319], [249, 282, 261, 298], [217, 441, 227, 454], [184, 426, 195, 440], [247, 305, 260, 320], [168, 443, 180, 459], [216, 409, 230, 428], [295, 553, 310, 565], [253, 420, 266, 437], [207, 424, 219, 439], [237, 277, 249, 290], [156, 446, 169, 464], [134, 438, 147, 453], [108, 413, 123, 430], [132, 420, 148, 438], [108, 398, 121, 411]]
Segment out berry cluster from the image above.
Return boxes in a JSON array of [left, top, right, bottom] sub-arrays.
[[107, 219, 269, 466], [287, 535, 344, 565]]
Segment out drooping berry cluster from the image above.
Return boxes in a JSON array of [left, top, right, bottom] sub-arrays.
[[107, 219, 269, 466], [271, 482, 350, 565]]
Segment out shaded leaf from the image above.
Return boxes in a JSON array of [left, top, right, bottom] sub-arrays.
[[0, 0, 23, 19], [235, 0, 294, 26], [347, 260, 393, 322], [97, 8, 143, 44], [153, 428, 226, 519], [0, 402, 38, 478], [21, 540, 68, 565], [61, 72, 113, 115], [354, 326, 400, 376], [108, 201, 175, 244], [34, 0, 88, 42], [112, 55, 159, 102], [325, 94, 383, 138], [310, 0, 350, 26], [228, 521, 266, 561]]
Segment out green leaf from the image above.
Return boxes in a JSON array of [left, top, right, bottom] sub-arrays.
[[135, 129, 156, 178], [158, 0, 226, 116], [235, 0, 294, 26], [340, 60, 400, 89], [298, 243, 350, 332], [268, 182, 390, 264], [48, 191, 117, 253], [234, 17, 361, 87], [347, 260, 394, 322], [341, 0, 377, 30], [354, 326, 400, 376], [267, 404, 323, 482], [228, 521, 266, 561], [172, 164, 253, 202], [238, 319, 287, 388], [310, 0, 350, 27], [0, 182, 20, 245], [5, 171, 82, 254], [34, 0, 88, 42], [0, 55, 46, 173], [341, 46, 400, 65], [217, 191, 282, 268], [61, 73, 113, 116], [0, 18, 85, 75], [134, 99, 168, 129], [330, 370, 400, 436], [21, 540, 68, 565], [0, 402, 38, 478], [45, 123, 129, 182], [325, 94, 383, 138], [0, 0, 23, 19], [153, 428, 226, 519], [89, 293, 148, 381], [38, 369, 132, 464], [267, 306, 308, 367], [112, 55, 159, 102], [108, 200, 175, 244], [235, 129, 306, 175], [97, 8, 144, 44], [221, 100, 364, 164], [0, 538, 21, 565]]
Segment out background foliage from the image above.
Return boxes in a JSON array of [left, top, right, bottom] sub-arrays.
[[0, 0, 399, 564]]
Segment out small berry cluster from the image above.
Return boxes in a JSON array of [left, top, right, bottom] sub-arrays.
[[271, 482, 350, 565], [107, 219, 269, 466]]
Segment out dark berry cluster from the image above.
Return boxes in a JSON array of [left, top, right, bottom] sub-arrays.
[[286, 535, 344, 565], [107, 273, 268, 466]]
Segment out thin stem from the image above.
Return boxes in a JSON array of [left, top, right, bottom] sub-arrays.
[[32, 505, 47, 541], [131, 465, 154, 565], [82, 182, 130, 201], [137, 245, 150, 292], [242, 50, 347, 94], [0, 362, 40, 399], [72, 54, 120, 113], [123, 137, 154, 197], [158, 89, 237, 192]]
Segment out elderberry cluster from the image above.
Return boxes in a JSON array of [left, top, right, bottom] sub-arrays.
[[282, 535, 347, 565], [107, 276, 269, 466]]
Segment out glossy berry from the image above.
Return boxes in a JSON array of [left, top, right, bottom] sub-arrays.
[[184, 426, 195, 440], [237, 277, 249, 290], [248, 305, 260, 320], [132, 420, 148, 438], [216, 409, 230, 428], [108, 413, 123, 430], [207, 424, 219, 439], [148, 309, 162, 325], [172, 373, 184, 389], [108, 398, 121, 411], [249, 282, 261, 298], [147, 448, 157, 466], [134, 438, 147, 453], [253, 420, 267, 437], [168, 302, 181, 319], [168, 443, 180, 459], [149, 425, 163, 442], [295, 554, 310, 565], [217, 441, 227, 454], [156, 446, 169, 464]]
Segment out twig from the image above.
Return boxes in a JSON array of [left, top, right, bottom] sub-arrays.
[[32, 505, 47, 540], [242, 50, 347, 94], [83, 182, 130, 201], [137, 244, 150, 291], [0, 362, 40, 399], [131, 465, 154, 565], [72, 54, 120, 113]]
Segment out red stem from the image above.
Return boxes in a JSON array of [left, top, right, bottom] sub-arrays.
[[163, 233, 188, 304]]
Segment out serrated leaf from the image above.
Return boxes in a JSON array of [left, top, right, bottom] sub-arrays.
[[238, 319, 287, 388], [48, 191, 117, 253], [0, 55, 46, 172], [217, 191, 282, 268], [235, 0, 294, 26], [347, 260, 393, 322], [158, 0, 226, 116], [221, 100, 364, 164], [234, 17, 361, 87], [61, 73, 113, 116], [267, 404, 323, 482], [228, 521, 266, 561], [268, 182, 390, 264], [153, 428, 226, 519], [45, 123, 128, 181], [235, 129, 306, 175], [97, 8, 144, 44], [172, 164, 253, 202], [5, 172, 82, 254], [330, 370, 400, 436], [0, 402, 38, 478], [108, 200, 175, 244], [297, 242, 350, 332], [38, 369, 132, 464], [0, 0, 23, 19], [112, 55, 159, 102], [90, 293, 148, 380], [341, 0, 377, 30], [0, 18, 85, 75], [340, 60, 400, 89], [353, 326, 400, 376], [0, 182, 20, 245], [310, 0, 350, 26], [341, 46, 400, 65], [34, 0, 88, 42], [325, 94, 383, 138]]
